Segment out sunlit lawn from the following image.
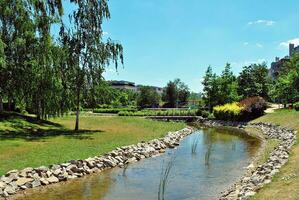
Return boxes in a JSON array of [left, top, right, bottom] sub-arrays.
[[0, 113, 185, 176]]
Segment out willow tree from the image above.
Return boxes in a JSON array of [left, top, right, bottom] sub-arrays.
[[65, 0, 123, 130], [0, 38, 5, 112], [29, 0, 63, 119]]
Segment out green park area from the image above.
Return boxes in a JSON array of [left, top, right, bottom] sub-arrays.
[[1, 0, 299, 199], [0, 113, 185, 176]]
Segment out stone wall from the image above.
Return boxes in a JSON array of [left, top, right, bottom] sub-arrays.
[[0, 127, 194, 198]]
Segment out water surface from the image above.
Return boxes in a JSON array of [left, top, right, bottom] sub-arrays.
[[16, 127, 260, 200]]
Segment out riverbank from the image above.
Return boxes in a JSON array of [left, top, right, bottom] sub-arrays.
[[249, 109, 299, 200], [0, 114, 185, 176], [0, 125, 194, 198], [195, 112, 297, 200]]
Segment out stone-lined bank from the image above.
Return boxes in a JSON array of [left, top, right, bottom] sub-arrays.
[[196, 118, 297, 200], [0, 127, 194, 198]]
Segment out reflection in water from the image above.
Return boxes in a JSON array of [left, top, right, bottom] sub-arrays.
[[15, 128, 260, 200]]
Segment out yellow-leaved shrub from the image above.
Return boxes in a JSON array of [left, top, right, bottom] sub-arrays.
[[213, 102, 244, 121]]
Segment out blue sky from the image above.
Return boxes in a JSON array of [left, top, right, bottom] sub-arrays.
[[60, 0, 299, 92]]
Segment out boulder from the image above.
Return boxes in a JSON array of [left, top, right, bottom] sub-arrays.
[[15, 178, 33, 186], [47, 176, 59, 184], [4, 185, 16, 195]]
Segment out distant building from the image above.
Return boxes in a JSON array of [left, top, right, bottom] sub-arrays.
[[109, 80, 164, 94], [109, 80, 137, 92], [270, 43, 299, 79], [289, 43, 299, 56]]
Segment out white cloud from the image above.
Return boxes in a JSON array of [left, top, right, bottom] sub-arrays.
[[103, 31, 108, 36], [243, 42, 249, 46], [248, 19, 276, 26], [279, 37, 299, 48], [256, 43, 263, 48]]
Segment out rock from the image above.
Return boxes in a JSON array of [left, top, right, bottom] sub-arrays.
[[47, 176, 59, 184], [66, 164, 80, 173], [4, 185, 16, 195], [20, 185, 27, 190], [246, 163, 255, 170], [35, 166, 48, 172], [103, 159, 116, 167], [264, 179, 271, 184], [31, 180, 41, 188], [6, 170, 18, 175], [60, 163, 71, 168], [244, 191, 256, 197], [40, 178, 49, 185], [1, 176, 14, 184], [0, 181, 6, 189], [15, 178, 33, 186], [53, 169, 61, 176], [46, 170, 52, 178]]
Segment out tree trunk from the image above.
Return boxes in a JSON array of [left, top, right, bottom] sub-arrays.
[[37, 99, 42, 119], [75, 88, 80, 131], [8, 97, 12, 111], [0, 95, 3, 112]]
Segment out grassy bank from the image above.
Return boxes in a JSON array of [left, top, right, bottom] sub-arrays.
[[0, 113, 185, 176], [249, 109, 299, 200]]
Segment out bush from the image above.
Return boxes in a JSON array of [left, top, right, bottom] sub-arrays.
[[196, 109, 209, 118], [93, 108, 137, 114], [213, 96, 267, 121], [239, 96, 266, 120], [294, 102, 299, 111], [213, 103, 244, 121]]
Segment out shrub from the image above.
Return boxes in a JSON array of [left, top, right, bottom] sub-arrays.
[[238, 96, 266, 120], [213, 103, 244, 121], [294, 102, 299, 111], [93, 108, 137, 114], [196, 109, 209, 118]]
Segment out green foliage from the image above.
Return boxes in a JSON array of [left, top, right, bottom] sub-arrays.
[[202, 64, 240, 112], [93, 108, 137, 114], [196, 109, 209, 118], [118, 109, 197, 117], [0, 1, 124, 131], [237, 63, 269, 99], [269, 53, 299, 105], [162, 79, 190, 108], [137, 86, 160, 109], [294, 102, 299, 111]]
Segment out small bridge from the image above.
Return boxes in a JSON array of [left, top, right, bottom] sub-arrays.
[[147, 116, 201, 122]]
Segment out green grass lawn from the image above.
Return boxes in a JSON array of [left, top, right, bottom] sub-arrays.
[[249, 109, 299, 200], [0, 113, 185, 176]]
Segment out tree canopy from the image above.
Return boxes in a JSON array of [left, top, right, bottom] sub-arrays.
[[0, 0, 123, 131]]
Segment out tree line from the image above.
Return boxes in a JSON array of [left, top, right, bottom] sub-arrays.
[[0, 0, 123, 130], [202, 55, 299, 112]]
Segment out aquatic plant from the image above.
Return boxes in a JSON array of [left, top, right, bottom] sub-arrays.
[[122, 163, 129, 177], [158, 155, 176, 200], [205, 143, 213, 167], [191, 135, 200, 155]]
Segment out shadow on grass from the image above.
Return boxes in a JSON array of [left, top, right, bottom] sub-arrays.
[[0, 112, 104, 141], [0, 112, 63, 127], [0, 129, 104, 141]]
